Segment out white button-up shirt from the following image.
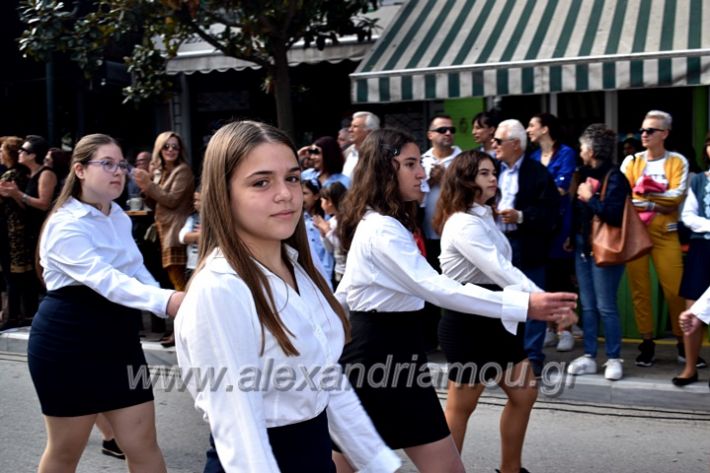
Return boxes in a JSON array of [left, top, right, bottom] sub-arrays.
[[497, 155, 524, 232], [421, 146, 462, 239], [175, 247, 400, 473], [342, 145, 359, 179], [336, 211, 529, 332], [39, 197, 172, 317], [439, 205, 542, 332], [690, 284, 710, 325]]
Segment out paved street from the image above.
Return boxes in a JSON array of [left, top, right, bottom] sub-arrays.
[[1, 352, 708, 473]]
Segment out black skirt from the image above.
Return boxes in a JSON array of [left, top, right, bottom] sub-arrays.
[[27, 285, 154, 416], [680, 239, 710, 300], [337, 310, 449, 450], [438, 284, 527, 384], [205, 410, 336, 473]]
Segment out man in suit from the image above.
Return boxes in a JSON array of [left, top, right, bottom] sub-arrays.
[[494, 119, 560, 376]]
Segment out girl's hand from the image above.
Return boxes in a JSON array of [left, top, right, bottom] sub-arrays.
[[166, 291, 185, 319], [680, 310, 703, 336]]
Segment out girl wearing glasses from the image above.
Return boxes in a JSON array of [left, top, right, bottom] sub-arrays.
[[175, 121, 400, 473], [333, 128, 577, 472], [134, 132, 195, 294], [299, 136, 350, 190], [27, 133, 184, 472]]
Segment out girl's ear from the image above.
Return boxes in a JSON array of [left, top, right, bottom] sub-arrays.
[[73, 162, 85, 180]]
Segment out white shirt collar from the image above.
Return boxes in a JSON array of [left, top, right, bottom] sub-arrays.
[[207, 245, 301, 275], [500, 155, 524, 171], [64, 196, 122, 219]]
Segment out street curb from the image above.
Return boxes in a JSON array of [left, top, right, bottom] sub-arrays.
[[3, 328, 708, 412]]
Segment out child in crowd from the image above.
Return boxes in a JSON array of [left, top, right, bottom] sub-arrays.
[[178, 190, 201, 281], [313, 181, 348, 288], [302, 177, 334, 283]]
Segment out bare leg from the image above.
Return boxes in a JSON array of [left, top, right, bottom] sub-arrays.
[[103, 401, 166, 473], [332, 451, 356, 473], [677, 300, 702, 379], [497, 360, 538, 473], [443, 380, 485, 452], [38, 414, 97, 473], [403, 435, 465, 473], [94, 413, 115, 441]]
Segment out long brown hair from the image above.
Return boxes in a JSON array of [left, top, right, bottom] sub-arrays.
[[152, 131, 187, 178], [338, 128, 419, 253], [38, 134, 120, 278], [433, 150, 498, 235], [196, 121, 348, 356]]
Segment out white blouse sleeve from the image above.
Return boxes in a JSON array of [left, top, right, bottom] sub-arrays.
[[45, 223, 172, 316], [327, 377, 401, 472], [372, 219, 528, 325], [449, 216, 542, 293], [681, 186, 710, 233], [177, 273, 281, 473], [690, 285, 710, 325]]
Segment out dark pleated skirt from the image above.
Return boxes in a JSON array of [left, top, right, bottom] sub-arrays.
[[438, 284, 527, 384], [204, 410, 336, 473], [336, 310, 449, 450], [27, 285, 153, 416]]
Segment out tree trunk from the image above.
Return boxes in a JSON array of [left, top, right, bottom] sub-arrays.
[[271, 42, 295, 140]]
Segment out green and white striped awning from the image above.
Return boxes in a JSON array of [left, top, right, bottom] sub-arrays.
[[351, 0, 710, 103]]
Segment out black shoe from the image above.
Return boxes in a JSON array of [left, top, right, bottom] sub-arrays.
[[495, 469, 530, 473], [676, 343, 708, 368], [101, 439, 125, 459], [635, 339, 655, 367], [0, 319, 20, 332], [160, 334, 175, 348], [672, 372, 698, 387]]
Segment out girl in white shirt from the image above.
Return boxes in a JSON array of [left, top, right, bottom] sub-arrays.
[[27, 133, 184, 473], [434, 150, 542, 473], [174, 121, 399, 473], [334, 129, 577, 473]]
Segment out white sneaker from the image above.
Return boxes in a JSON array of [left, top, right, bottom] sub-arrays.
[[543, 328, 557, 347], [556, 331, 575, 352], [567, 355, 598, 375], [603, 358, 623, 381], [571, 324, 584, 338]]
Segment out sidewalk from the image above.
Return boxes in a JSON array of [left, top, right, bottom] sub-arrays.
[[2, 324, 708, 412]]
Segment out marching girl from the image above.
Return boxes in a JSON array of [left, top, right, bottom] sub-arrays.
[[334, 128, 577, 472], [434, 150, 542, 473], [174, 121, 400, 472], [28, 134, 183, 473]]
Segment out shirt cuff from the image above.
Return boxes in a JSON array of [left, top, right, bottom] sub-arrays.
[[357, 447, 402, 473], [500, 286, 529, 334], [690, 298, 710, 325]]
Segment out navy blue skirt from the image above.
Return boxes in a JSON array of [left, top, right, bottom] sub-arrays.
[[204, 409, 336, 473], [27, 285, 153, 416]]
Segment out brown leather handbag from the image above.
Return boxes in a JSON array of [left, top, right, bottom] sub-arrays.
[[591, 172, 653, 266]]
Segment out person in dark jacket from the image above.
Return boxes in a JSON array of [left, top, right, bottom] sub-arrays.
[[566, 124, 631, 381]]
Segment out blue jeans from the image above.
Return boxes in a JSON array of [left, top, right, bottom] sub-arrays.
[[574, 235, 624, 359]]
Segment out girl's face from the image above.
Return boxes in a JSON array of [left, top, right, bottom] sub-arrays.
[[302, 184, 320, 214], [76, 144, 127, 205], [526, 118, 545, 143], [472, 120, 495, 146], [394, 142, 425, 202], [321, 197, 335, 216], [474, 158, 498, 204], [193, 191, 201, 212], [579, 141, 594, 166], [161, 136, 181, 164], [309, 145, 323, 171], [229, 143, 302, 250]]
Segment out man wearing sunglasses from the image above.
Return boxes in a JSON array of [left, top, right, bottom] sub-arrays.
[[421, 114, 461, 271], [620, 110, 689, 368], [494, 119, 560, 377]]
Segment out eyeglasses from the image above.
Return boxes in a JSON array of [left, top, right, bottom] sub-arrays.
[[639, 128, 664, 135], [86, 159, 130, 174], [493, 137, 516, 146], [18, 147, 33, 155], [162, 143, 181, 151], [307, 147, 321, 155], [430, 126, 456, 134]]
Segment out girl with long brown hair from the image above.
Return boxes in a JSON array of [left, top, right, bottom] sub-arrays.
[[174, 121, 399, 473], [334, 129, 577, 473], [27, 133, 184, 473], [434, 150, 542, 473]]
